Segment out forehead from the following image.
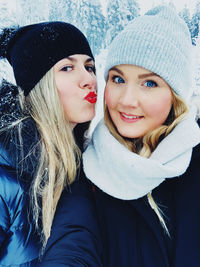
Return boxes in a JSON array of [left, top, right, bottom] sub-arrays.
[[54, 55, 94, 68], [111, 64, 153, 73], [66, 54, 94, 62], [109, 65, 157, 79]]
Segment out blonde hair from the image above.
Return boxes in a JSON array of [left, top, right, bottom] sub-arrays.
[[104, 90, 188, 233], [7, 68, 81, 249]]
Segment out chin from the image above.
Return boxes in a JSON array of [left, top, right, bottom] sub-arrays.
[[85, 110, 96, 122], [78, 113, 95, 124], [117, 128, 141, 139]]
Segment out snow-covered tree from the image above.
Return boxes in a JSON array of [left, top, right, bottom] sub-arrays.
[[64, 0, 77, 24], [106, 0, 122, 45], [106, 0, 140, 45], [179, 2, 200, 46], [179, 6, 193, 43], [0, 0, 19, 27], [48, 0, 68, 22], [190, 1, 200, 45], [73, 0, 106, 56], [86, 0, 107, 55], [17, 0, 50, 25], [179, 5, 190, 29], [120, 0, 140, 26]]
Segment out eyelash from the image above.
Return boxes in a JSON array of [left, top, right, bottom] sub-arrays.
[[85, 65, 96, 74], [61, 66, 73, 72], [60, 65, 96, 74], [110, 74, 158, 88], [143, 80, 158, 88], [111, 75, 125, 84]]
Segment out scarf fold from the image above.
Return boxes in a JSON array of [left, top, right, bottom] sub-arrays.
[[83, 108, 200, 200]]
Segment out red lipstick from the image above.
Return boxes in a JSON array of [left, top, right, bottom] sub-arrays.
[[84, 91, 97, 104]]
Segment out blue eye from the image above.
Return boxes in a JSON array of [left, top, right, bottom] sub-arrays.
[[112, 75, 125, 84], [144, 80, 157, 88], [61, 66, 73, 72]]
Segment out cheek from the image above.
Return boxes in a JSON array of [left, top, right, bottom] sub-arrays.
[[105, 86, 116, 109], [93, 77, 97, 90], [57, 88, 72, 107], [55, 73, 74, 96], [57, 84, 78, 115], [56, 77, 75, 100], [145, 92, 172, 119], [58, 93, 71, 114]]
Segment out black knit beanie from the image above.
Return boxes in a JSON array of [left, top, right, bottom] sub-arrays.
[[0, 21, 94, 96]]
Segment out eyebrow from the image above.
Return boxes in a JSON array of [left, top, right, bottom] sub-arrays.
[[138, 73, 160, 79], [109, 66, 160, 79], [109, 67, 124, 76], [67, 56, 94, 63]]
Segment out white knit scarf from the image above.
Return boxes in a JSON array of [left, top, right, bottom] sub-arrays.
[[83, 108, 200, 200]]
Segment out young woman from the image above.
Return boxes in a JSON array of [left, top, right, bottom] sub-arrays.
[[0, 21, 101, 266], [83, 6, 200, 266]]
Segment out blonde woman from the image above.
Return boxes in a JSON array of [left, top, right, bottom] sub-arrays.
[[83, 6, 200, 267], [0, 22, 101, 266]]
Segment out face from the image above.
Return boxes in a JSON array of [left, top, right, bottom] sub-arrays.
[[54, 54, 97, 128], [105, 64, 173, 139]]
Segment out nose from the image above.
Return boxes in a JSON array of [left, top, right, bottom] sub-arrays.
[[79, 68, 97, 91], [119, 84, 139, 107]]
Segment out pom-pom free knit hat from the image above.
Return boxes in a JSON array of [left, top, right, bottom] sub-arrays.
[[0, 21, 94, 96], [104, 5, 193, 100]]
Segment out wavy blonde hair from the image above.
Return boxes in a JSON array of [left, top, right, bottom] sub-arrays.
[[9, 68, 81, 248], [104, 90, 188, 233]]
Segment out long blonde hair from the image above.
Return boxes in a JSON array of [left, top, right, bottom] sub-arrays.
[[104, 90, 188, 233], [6, 68, 81, 248]]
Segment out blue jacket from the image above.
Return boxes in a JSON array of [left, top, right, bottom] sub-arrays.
[[38, 138, 200, 267], [0, 122, 40, 266], [37, 170, 103, 267]]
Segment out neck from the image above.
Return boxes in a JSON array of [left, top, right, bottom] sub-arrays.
[[70, 122, 77, 130]]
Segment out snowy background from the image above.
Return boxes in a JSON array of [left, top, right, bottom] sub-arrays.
[[0, 0, 200, 125]]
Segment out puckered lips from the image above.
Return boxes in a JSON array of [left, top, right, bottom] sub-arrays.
[[120, 112, 143, 123], [84, 91, 97, 104]]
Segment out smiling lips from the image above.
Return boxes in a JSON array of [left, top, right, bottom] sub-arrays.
[[120, 112, 143, 123], [84, 91, 97, 104]]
